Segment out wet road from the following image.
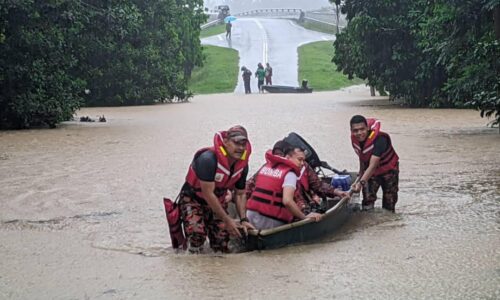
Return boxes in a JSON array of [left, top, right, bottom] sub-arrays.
[[1, 87, 499, 299], [201, 18, 334, 93]]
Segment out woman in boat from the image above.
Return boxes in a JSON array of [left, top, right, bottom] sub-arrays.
[[246, 146, 322, 230]]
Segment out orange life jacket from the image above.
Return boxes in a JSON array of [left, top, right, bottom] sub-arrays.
[[185, 130, 252, 204], [351, 118, 398, 176]]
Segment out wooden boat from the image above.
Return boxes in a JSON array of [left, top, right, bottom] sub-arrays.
[[245, 172, 357, 251], [243, 132, 358, 251]]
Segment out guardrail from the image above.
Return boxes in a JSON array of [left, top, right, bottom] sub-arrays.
[[304, 16, 344, 28], [200, 8, 345, 31], [200, 19, 221, 30], [235, 8, 302, 17]]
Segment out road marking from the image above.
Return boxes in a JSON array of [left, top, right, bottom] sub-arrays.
[[255, 20, 268, 63]]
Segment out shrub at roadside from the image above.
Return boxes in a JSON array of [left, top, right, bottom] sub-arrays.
[[0, 0, 207, 129]]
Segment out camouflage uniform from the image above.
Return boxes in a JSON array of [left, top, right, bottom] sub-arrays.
[[295, 164, 339, 213], [362, 168, 399, 212], [179, 195, 230, 253]]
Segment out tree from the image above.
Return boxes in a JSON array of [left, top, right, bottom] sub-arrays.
[[0, 0, 208, 128], [333, 0, 499, 128], [76, 0, 206, 106], [0, 0, 84, 128]]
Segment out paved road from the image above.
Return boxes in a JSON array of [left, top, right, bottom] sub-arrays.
[[201, 18, 334, 93]]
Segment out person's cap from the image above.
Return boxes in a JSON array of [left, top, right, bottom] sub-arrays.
[[227, 125, 248, 142], [241, 66, 246, 71]]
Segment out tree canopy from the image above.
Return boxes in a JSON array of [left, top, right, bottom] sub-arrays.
[[333, 0, 500, 129], [0, 0, 206, 129]]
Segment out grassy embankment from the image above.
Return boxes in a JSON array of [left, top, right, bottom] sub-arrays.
[[189, 45, 239, 94], [189, 24, 238, 94], [296, 20, 336, 35], [298, 41, 364, 91], [191, 25, 362, 94], [200, 24, 226, 38]]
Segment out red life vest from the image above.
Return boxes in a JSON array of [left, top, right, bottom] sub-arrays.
[[351, 118, 399, 176], [185, 131, 252, 204], [246, 150, 301, 223]]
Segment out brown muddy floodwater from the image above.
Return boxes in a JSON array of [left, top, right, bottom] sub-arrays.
[[0, 86, 499, 299]]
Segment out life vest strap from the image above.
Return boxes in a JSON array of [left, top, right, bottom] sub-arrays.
[[251, 195, 286, 208], [192, 187, 227, 198], [254, 187, 283, 198]]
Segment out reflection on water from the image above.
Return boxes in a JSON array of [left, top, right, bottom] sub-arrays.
[[0, 87, 499, 299]]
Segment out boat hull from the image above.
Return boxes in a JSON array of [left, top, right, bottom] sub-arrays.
[[245, 198, 351, 250], [262, 85, 313, 93]]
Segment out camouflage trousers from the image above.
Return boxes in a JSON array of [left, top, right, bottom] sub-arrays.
[[179, 196, 230, 253], [362, 169, 399, 212]]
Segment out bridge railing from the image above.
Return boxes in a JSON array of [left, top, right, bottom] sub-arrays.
[[235, 8, 302, 18], [200, 19, 221, 30], [200, 8, 345, 32]]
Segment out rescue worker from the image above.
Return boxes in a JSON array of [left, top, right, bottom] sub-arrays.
[[246, 145, 322, 230], [179, 125, 255, 253], [350, 115, 399, 212]]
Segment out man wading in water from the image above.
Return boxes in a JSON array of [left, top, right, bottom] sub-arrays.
[[350, 115, 400, 212], [179, 125, 255, 253]]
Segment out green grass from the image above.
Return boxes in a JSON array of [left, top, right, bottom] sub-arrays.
[[200, 24, 226, 38], [189, 45, 239, 94], [298, 41, 364, 91], [299, 20, 336, 35]]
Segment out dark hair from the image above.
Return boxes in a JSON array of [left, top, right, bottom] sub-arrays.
[[350, 115, 367, 126], [272, 140, 291, 155], [284, 145, 305, 156]]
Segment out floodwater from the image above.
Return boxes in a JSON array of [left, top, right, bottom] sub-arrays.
[[1, 86, 499, 299]]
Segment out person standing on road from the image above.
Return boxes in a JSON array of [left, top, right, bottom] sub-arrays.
[[225, 21, 232, 39], [349, 115, 400, 212], [265, 63, 273, 85], [178, 125, 255, 253], [255, 63, 266, 93], [241, 66, 252, 94]]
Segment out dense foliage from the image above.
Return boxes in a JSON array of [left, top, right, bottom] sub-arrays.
[[334, 0, 500, 128], [0, 0, 206, 129]]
